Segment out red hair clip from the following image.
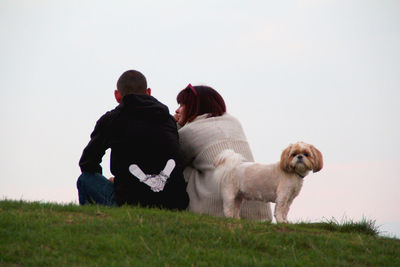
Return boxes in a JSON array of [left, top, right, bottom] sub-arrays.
[[187, 83, 197, 96]]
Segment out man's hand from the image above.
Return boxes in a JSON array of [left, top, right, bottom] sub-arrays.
[[108, 177, 115, 183]]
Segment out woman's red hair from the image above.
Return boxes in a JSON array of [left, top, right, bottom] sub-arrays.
[[176, 85, 226, 125]]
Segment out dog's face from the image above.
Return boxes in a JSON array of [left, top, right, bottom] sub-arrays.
[[280, 142, 323, 177]]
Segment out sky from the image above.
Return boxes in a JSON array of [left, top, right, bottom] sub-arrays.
[[1, 0, 399, 238]]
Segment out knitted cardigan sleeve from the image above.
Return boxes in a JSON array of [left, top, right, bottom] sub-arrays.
[[178, 124, 197, 168]]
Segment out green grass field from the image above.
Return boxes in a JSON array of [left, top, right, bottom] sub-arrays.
[[1, 200, 399, 266]]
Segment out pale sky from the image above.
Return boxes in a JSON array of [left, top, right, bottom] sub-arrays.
[[1, 1, 399, 238]]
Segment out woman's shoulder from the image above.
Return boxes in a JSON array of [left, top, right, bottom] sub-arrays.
[[211, 113, 243, 127], [182, 113, 241, 134], [182, 113, 245, 138], [190, 112, 240, 124], [220, 112, 240, 122], [179, 113, 244, 137]]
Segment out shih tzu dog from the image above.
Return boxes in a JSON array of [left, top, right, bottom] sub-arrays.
[[214, 142, 323, 223]]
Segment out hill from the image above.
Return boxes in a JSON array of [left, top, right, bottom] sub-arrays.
[[1, 200, 399, 266]]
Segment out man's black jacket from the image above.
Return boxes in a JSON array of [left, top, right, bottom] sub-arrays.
[[79, 94, 189, 209]]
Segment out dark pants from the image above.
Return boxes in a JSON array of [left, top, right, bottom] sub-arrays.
[[77, 172, 116, 206]]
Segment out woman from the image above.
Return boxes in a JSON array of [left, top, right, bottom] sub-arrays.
[[174, 84, 272, 221]]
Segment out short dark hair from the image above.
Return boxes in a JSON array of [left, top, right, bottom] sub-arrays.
[[176, 85, 226, 124], [117, 70, 147, 96]]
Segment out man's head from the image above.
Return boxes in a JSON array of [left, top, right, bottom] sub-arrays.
[[115, 70, 151, 103]]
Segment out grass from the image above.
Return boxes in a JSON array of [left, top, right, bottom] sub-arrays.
[[0, 200, 399, 267]]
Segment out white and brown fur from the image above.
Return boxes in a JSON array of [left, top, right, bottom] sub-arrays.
[[214, 142, 323, 223]]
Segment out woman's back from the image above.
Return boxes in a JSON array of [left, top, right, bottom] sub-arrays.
[[179, 113, 272, 220]]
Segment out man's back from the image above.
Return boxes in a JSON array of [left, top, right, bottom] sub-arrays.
[[79, 93, 188, 209]]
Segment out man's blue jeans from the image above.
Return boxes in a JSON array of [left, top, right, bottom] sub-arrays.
[[77, 172, 116, 206]]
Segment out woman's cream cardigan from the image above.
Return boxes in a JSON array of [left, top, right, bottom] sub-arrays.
[[178, 113, 272, 221]]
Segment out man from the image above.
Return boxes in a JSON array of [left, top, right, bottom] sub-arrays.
[[77, 70, 189, 210]]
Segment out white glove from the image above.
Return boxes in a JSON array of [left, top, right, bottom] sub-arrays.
[[129, 159, 176, 192]]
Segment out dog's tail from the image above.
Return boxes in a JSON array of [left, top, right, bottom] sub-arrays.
[[213, 149, 245, 184]]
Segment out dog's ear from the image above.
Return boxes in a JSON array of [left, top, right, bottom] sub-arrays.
[[310, 145, 323, 172], [280, 144, 293, 172]]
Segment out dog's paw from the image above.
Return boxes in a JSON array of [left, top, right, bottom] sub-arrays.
[[275, 214, 287, 224]]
